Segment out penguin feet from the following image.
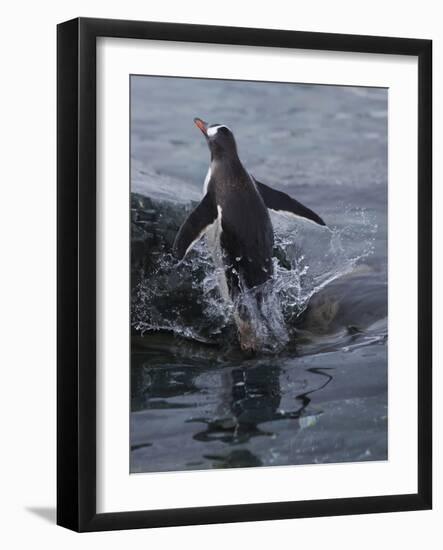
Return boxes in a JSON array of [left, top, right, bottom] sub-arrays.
[[237, 320, 259, 354], [235, 306, 260, 353]]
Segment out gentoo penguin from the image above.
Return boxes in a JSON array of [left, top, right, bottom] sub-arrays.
[[173, 118, 326, 351]]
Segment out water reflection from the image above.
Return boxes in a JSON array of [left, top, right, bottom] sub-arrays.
[[131, 344, 336, 469], [190, 364, 332, 467]]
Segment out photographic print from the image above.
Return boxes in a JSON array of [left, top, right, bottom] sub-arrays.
[[57, 19, 432, 530], [130, 75, 388, 474]]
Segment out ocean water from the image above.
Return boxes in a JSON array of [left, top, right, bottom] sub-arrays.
[[130, 76, 388, 473]]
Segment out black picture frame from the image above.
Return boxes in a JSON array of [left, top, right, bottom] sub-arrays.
[[57, 17, 432, 532]]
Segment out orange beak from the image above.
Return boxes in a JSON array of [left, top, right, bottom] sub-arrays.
[[194, 117, 208, 135]]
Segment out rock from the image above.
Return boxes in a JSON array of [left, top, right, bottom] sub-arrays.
[[130, 192, 199, 304]]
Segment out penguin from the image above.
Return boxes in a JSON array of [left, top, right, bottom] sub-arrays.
[[173, 118, 326, 351]]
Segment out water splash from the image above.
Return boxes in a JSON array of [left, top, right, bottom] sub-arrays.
[[132, 205, 377, 352]]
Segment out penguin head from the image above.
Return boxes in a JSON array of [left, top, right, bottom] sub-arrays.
[[194, 118, 238, 159]]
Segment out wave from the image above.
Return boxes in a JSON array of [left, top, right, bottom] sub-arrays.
[[131, 196, 382, 354]]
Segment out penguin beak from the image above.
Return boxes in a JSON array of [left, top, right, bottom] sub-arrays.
[[194, 117, 208, 136]]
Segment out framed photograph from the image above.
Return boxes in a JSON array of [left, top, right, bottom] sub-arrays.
[[57, 17, 432, 532]]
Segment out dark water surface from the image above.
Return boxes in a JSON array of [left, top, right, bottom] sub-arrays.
[[130, 77, 388, 473]]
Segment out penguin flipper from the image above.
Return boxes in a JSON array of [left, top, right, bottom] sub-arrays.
[[254, 179, 326, 227], [173, 193, 218, 259]]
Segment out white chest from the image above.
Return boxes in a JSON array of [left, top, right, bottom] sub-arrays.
[[203, 166, 211, 195]]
